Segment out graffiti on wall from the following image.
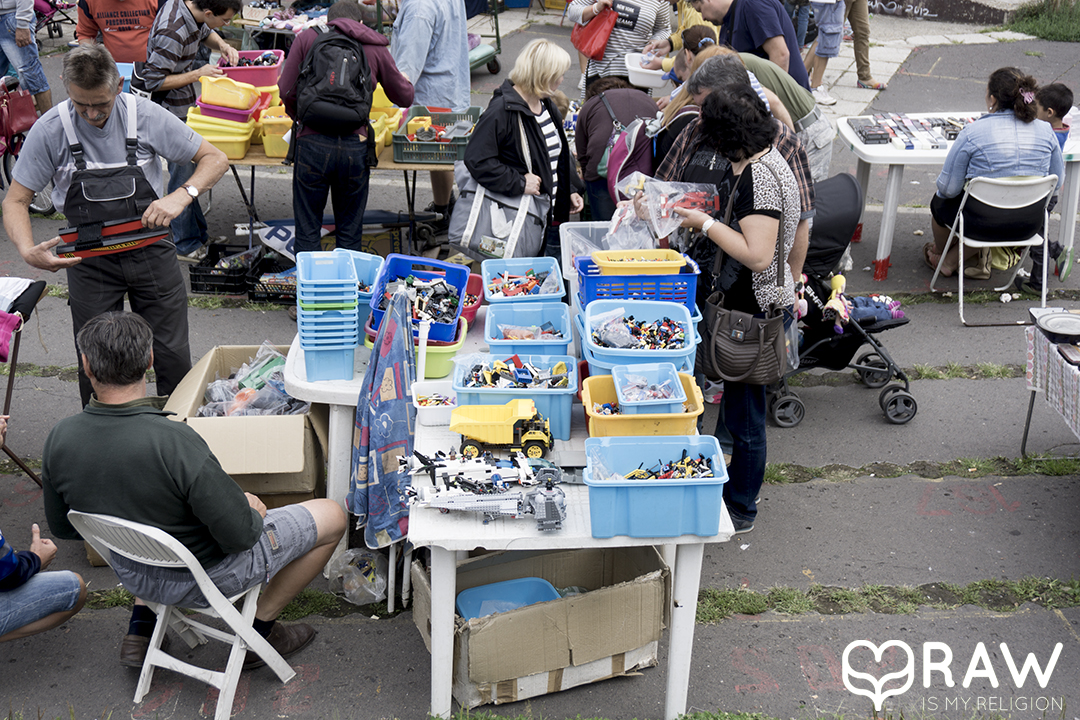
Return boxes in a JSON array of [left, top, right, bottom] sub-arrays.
[[868, 0, 939, 18]]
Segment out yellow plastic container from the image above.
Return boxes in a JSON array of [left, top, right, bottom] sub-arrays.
[[251, 122, 263, 145], [407, 116, 432, 135], [186, 107, 256, 136], [371, 106, 403, 133], [591, 249, 687, 275], [373, 83, 391, 108], [369, 114, 386, 143], [200, 76, 260, 110], [203, 132, 252, 160], [256, 84, 280, 106], [260, 105, 291, 157], [263, 133, 289, 158], [581, 372, 703, 437]]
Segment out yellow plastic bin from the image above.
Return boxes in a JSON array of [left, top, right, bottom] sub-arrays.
[[256, 84, 280, 106], [591, 249, 687, 275], [200, 76, 260, 110], [260, 106, 292, 158], [581, 372, 703, 437], [371, 105, 403, 132], [203, 132, 253, 160], [186, 107, 256, 136]]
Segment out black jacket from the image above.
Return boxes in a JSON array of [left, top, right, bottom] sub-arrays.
[[464, 79, 582, 223]]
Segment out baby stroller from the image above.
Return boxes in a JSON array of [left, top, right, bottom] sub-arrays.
[[34, 0, 76, 38], [767, 173, 917, 427]]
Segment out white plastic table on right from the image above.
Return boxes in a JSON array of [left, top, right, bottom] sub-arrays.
[[836, 113, 1080, 282]]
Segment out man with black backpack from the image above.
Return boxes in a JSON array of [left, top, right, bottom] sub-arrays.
[[279, 0, 413, 255]]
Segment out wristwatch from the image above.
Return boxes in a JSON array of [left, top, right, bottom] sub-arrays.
[[182, 184, 199, 199], [700, 218, 716, 236]]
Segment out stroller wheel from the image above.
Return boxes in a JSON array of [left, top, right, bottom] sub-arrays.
[[855, 351, 890, 388], [770, 392, 805, 428], [881, 388, 917, 425]]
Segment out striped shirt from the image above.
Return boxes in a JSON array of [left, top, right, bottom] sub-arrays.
[[535, 106, 561, 199], [141, 0, 211, 118], [567, 0, 671, 82]]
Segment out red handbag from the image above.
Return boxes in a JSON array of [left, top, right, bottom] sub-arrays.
[[0, 85, 37, 138], [571, 6, 617, 62]]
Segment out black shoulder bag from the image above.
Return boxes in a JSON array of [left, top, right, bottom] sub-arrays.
[[699, 160, 789, 385]]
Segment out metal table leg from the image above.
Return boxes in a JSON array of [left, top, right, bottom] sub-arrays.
[[1021, 389, 1038, 458]]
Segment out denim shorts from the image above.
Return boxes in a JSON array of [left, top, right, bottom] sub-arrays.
[[0, 570, 82, 637], [812, 1, 845, 58], [0, 12, 49, 94], [112, 505, 318, 608]]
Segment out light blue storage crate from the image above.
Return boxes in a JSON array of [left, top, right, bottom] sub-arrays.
[[299, 333, 359, 349], [297, 250, 359, 289], [574, 291, 703, 330], [577, 315, 694, 375], [481, 257, 565, 303], [304, 346, 356, 382], [456, 577, 560, 620], [612, 363, 687, 415], [452, 353, 578, 441], [336, 248, 384, 291], [583, 299, 695, 363], [484, 302, 572, 356], [583, 435, 728, 538]]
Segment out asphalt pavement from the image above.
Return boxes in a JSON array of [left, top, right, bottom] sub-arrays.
[[3, 11, 1080, 720]]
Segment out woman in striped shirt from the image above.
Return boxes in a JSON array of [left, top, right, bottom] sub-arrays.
[[461, 39, 583, 256], [567, 0, 671, 96]]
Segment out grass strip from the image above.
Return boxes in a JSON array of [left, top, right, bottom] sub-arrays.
[[1008, 0, 1080, 41]]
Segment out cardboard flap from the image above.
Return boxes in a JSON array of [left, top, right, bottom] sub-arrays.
[[187, 413, 307, 474], [565, 569, 665, 666], [467, 599, 570, 683]]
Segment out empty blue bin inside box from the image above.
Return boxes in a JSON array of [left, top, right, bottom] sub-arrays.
[[583, 435, 728, 538], [369, 253, 469, 343], [481, 256, 564, 303], [485, 301, 572, 356], [456, 577, 561, 620], [612, 362, 687, 415], [452, 353, 578, 441], [577, 315, 694, 375]]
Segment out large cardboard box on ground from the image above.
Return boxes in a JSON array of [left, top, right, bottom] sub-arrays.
[[164, 346, 329, 502], [411, 547, 669, 708]]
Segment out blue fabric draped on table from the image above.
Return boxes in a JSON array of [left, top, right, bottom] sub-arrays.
[[348, 290, 417, 548]]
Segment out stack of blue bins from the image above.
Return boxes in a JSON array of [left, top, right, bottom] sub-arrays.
[[297, 249, 360, 381]]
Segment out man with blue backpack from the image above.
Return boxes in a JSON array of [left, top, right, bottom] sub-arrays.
[[279, 0, 414, 255]]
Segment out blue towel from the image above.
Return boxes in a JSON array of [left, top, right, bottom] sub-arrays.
[[348, 289, 417, 549]]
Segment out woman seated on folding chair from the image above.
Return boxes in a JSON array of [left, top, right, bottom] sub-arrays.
[[922, 67, 1064, 281]]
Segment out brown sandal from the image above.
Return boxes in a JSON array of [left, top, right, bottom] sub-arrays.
[[923, 242, 953, 277]]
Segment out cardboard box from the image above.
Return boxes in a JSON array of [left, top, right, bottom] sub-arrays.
[[411, 547, 669, 708], [164, 346, 329, 497]]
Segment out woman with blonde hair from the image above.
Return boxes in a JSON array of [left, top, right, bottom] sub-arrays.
[[452, 39, 583, 257]]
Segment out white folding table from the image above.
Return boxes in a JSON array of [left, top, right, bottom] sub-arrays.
[[836, 113, 1080, 281], [408, 484, 734, 719]]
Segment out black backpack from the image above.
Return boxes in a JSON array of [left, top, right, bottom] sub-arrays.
[[295, 26, 373, 137]]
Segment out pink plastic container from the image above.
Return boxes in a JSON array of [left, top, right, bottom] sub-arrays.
[[218, 50, 285, 87], [196, 92, 270, 123]]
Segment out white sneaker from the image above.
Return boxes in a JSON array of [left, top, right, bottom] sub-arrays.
[[813, 86, 837, 106], [578, 75, 586, 91]]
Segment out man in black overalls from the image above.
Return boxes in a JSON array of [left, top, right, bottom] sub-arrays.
[[2, 44, 228, 406]]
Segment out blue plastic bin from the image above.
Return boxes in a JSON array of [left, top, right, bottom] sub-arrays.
[[583, 299, 697, 365], [304, 346, 356, 382], [583, 435, 728, 538], [575, 255, 699, 311], [335, 249, 382, 328], [481, 257, 565, 303], [456, 577, 560, 620], [612, 363, 687, 415], [117, 62, 133, 93], [581, 332, 693, 375], [452, 353, 578, 441], [297, 251, 360, 289], [485, 302, 573, 356], [369, 253, 469, 343]]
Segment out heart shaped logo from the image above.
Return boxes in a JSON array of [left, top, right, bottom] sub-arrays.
[[842, 640, 916, 710]]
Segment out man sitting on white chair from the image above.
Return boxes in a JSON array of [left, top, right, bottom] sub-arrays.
[[40, 311, 347, 668]]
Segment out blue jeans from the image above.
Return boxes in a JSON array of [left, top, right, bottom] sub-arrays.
[[167, 158, 208, 254], [783, 1, 811, 47], [292, 133, 370, 254], [0, 570, 82, 637], [585, 178, 617, 222], [0, 13, 48, 94]]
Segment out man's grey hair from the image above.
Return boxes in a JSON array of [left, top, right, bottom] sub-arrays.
[[685, 54, 751, 97], [62, 44, 122, 93], [76, 312, 153, 387]]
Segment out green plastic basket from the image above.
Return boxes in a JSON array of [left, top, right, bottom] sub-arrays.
[[391, 106, 481, 165]]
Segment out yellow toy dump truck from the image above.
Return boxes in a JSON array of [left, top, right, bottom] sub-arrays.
[[449, 399, 554, 459]]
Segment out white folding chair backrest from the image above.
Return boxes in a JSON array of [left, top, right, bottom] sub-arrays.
[[67, 511, 295, 719], [964, 175, 1058, 212]]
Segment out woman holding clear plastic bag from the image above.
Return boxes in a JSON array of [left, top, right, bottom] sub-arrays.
[[448, 39, 583, 260]]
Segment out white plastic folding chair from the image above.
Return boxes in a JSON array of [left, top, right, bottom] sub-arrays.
[[929, 174, 1058, 326], [67, 511, 295, 719]]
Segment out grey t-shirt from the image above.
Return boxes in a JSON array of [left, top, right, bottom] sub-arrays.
[[12, 94, 203, 214]]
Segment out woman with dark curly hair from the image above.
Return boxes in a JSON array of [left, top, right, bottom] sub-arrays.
[[643, 83, 800, 534], [923, 67, 1064, 279]]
